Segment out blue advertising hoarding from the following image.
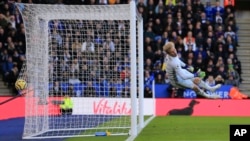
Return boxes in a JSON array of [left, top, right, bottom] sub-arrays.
[[154, 84, 233, 98]]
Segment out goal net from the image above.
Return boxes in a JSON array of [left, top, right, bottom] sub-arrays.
[[16, 1, 155, 139]]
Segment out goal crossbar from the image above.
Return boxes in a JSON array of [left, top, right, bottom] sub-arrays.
[[17, 3, 141, 20]]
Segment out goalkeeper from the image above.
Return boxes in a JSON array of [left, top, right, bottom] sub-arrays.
[[163, 42, 221, 99]]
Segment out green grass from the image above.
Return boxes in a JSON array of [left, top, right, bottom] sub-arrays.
[[66, 116, 250, 141]]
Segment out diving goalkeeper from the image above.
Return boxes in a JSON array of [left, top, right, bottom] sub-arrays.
[[163, 42, 221, 99]]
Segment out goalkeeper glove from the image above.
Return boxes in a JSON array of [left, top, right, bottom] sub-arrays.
[[186, 66, 194, 72], [194, 69, 206, 79]]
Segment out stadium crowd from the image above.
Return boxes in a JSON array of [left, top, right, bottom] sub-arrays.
[[0, 0, 242, 98]]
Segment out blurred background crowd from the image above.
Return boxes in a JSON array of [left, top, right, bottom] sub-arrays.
[[0, 0, 241, 98]]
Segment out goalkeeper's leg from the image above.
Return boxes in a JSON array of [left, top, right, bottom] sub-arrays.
[[192, 69, 221, 92], [194, 87, 220, 99], [193, 77, 222, 92], [176, 78, 220, 99]]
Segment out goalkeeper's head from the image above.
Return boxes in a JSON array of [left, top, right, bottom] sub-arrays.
[[163, 42, 177, 57]]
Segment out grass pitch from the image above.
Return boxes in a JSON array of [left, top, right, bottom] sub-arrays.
[[66, 116, 250, 141]]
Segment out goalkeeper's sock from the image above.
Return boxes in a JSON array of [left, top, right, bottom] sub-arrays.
[[196, 89, 210, 98], [195, 89, 220, 99], [198, 80, 213, 91], [198, 81, 222, 92], [209, 84, 222, 92]]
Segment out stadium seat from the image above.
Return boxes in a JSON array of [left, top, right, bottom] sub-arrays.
[[60, 82, 69, 92]]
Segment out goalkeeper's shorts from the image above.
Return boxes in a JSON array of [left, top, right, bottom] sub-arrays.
[[170, 75, 195, 89]]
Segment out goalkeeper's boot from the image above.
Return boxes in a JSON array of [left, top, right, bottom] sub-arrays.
[[209, 84, 222, 92], [197, 90, 210, 98], [198, 90, 221, 99], [208, 93, 221, 99]]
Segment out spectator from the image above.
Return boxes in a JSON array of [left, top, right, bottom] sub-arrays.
[[109, 85, 117, 97], [103, 34, 115, 52], [199, 12, 208, 32], [176, 24, 185, 38], [204, 38, 214, 53], [215, 11, 223, 24], [195, 31, 205, 48], [121, 86, 130, 98], [161, 31, 170, 44], [153, 18, 164, 36], [215, 74, 225, 85], [224, 25, 236, 41], [144, 70, 154, 87], [216, 65, 227, 80], [120, 66, 130, 83], [81, 37, 95, 53], [183, 31, 196, 51], [205, 1, 213, 22], [205, 65, 215, 79], [215, 43, 226, 59], [51, 29, 63, 47], [175, 37, 185, 54], [155, 36, 164, 51], [164, 73, 170, 84], [228, 53, 242, 80], [224, 0, 235, 8], [153, 49, 164, 63], [0, 27, 6, 43], [2, 56, 13, 80], [224, 73, 238, 86], [205, 75, 215, 86], [166, 0, 175, 12], [165, 0, 176, 6], [212, 0, 224, 17], [145, 26, 156, 41], [0, 13, 9, 28], [185, 57, 193, 67], [51, 81, 63, 96], [14, 10, 23, 29], [5, 66, 18, 88], [155, 73, 165, 84], [215, 56, 225, 69], [194, 0, 205, 14], [175, 0, 184, 13], [68, 84, 75, 96], [184, 44, 195, 61], [8, 15, 16, 29], [147, 0, 156, 11], [84, 81, 96, 97], [215, 25, 224, 39], [155, 0, 165, 14], [194, 56, 205, 72], [144, 86, 153, 98], [98, 0, 108, 5], [70, 58, 80, 74], [137, 2, 147, 22], [225, 35, 236, 52]]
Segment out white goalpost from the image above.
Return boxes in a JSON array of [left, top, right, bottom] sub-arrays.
[[16, 1, 155, 139]]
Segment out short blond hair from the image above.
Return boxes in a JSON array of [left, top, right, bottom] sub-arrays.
[[163, 42, 175, 53]]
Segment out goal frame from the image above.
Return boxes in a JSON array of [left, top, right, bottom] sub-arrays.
[[16, 1, 152, 140]]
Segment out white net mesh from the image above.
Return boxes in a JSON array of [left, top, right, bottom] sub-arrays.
[[16, 2, 150, 139]]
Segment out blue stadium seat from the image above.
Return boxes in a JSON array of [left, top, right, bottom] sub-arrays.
[[115, 83, 125, 97], [73, 83, 85, 97], [100, 80, 110, 97], [92, 82, 101, 97], [60, 82, 69, 92]]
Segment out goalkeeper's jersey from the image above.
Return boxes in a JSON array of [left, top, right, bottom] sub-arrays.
[[166, 56, 194, 84]]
